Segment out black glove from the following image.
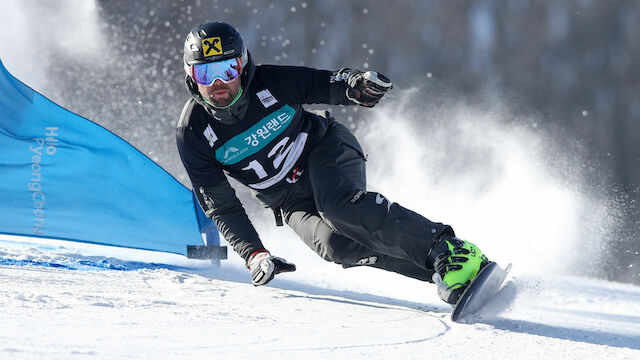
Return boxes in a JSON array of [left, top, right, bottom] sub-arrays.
[[337, 68, 393, 107], [248, 250, 296, 286]]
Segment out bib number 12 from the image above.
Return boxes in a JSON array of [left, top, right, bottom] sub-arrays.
[[241, 136, 294, 179]]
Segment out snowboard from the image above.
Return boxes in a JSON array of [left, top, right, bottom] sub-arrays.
[[451, 261, 512, 323]]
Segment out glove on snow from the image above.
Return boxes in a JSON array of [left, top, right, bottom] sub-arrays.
[[337, 68, 393, 107], [248, 250, 296, 286]]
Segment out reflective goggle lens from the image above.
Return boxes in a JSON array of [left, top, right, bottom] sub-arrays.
[[192, 58, 241, 85]]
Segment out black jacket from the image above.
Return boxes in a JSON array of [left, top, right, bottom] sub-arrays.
[[177, 65, 354, 263]]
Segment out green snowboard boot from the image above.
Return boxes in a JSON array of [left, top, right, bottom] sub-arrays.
[[426, 236, 489, 305]]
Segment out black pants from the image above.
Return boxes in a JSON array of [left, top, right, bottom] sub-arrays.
[[280, 122, 454, 282]]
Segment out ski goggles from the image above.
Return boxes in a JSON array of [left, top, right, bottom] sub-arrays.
[[190, 57, 243, 85]]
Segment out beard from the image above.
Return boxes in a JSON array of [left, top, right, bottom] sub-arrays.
[[206, 84, 238, 108]]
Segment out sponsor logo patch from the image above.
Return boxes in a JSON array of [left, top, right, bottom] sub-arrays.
[[350, 190, 366, 204], [355, 256, 378, 266], [330, 70, 351, 83], [286, 167, 304, 184], [202, 37, 222, 56], [203, 124, 217, 147], [215, 105, 295, 165], [257, 89, 277, 108]]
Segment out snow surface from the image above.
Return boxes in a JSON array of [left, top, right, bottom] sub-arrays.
[[1, 235, 639, 359]]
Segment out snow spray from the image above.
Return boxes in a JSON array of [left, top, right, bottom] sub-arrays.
[[251, 86, 616, 303], [358, 87, 614, 278]]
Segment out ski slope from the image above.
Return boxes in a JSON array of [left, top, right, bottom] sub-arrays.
[[1, 236, 639, 359], [2, 2, 638, 358]]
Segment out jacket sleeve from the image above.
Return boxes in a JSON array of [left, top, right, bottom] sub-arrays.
[[265, 65, 355, 106], [192, 179, 264, 264], [176, 108, 265, 264]]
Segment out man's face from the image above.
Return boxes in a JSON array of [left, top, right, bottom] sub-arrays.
[[197, 76, 241, 108]]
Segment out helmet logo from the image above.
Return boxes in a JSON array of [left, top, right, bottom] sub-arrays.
[[202, 37, 222, 56]]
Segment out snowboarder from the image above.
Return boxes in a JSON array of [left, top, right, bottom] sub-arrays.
[[176, 22, 489, 305]]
